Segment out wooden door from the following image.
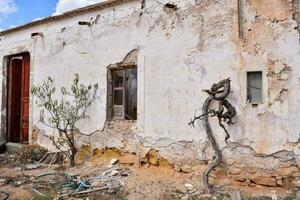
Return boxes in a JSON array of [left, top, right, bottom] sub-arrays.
[[9, 59, 22, 143], [21, 54, 30, 143]]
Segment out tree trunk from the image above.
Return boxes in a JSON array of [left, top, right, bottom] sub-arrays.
[[69, 147, 77, 167]]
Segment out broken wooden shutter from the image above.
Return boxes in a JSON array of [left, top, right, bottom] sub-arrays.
[[112, 70, 125, 119], [21, 54, 30, 143], [107, 69, 113, 120], [125, 67, 137, 120]]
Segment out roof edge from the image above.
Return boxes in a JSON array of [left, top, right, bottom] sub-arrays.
[[0, 0, 139, 36]]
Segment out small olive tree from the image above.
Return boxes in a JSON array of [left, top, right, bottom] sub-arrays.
[[31, 74, 98, 167]]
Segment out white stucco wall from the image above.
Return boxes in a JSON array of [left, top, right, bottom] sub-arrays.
[[0, 0, 299, 175]]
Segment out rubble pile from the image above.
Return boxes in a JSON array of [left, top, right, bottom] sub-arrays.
[[32, 158, 130, 199], [15, 145, 48, 164]]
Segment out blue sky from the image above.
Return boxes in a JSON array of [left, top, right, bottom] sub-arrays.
[[0, 0, 103, 31], [0, 0, 57, 30]]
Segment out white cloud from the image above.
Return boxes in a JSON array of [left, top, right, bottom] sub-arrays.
[[54, 0, 104, 15], [0, 0, 17, 29], [0, 0, 17, 15]]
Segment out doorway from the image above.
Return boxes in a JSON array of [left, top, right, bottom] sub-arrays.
[[7, 53, 30, 144]]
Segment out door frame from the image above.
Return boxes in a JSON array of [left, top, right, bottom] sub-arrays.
[[5, 52, 30, 144]]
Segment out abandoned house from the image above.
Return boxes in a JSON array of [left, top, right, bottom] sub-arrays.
[[0, 0, 300, 189]]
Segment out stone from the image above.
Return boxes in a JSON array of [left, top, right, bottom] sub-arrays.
[[91, 179, 103, 187], [119, 154, 138, 165], [109, 158, 119, 166], [227, 159, 235, 165], [270, 190, 278, 200], [293, 177, 300, 187], [280, 73, 289, 80], [181, 165, 192, 173], [276, 177, 284, 186], [109, 169, 119, 176], [174, 163, 182, 172], [180, 195, 189, 200], [296, 190, 300, 199], [199, 194, 213, 199], [25, 164, 41, 170], [148, 152, 160, 165], [273, 61, 285, 74], [0, 178, 6, 186], [229, 167, 241, 175], [279, 166, 299, 176], [230, 191, 241, 200], [252, 176, 277, 187], [184, 183, 194, 191], [295, 155, 300, 168]]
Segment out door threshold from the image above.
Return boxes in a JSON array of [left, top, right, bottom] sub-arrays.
[[5, 142, 25, 153]]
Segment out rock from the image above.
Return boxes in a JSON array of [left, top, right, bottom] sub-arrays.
[[231, 191, 241, 200], [280, 73, 289, 80], [0, 178, 6, 186], [109, 158, 119, 166], [276, 177, 283, 186], [270, 190, 278, 200], [181, 165, 192, 173], [109, 169, 119, 176], [294, 155, 300, 168], [184, 183, 194, 191], [25, 164, 41, 170], [279, 166, 299, 176], [119, 155, 138, 165], [14, 167, 22, 171], [229, 167, 241, 175], [148, 153, 159, 165], [199, 194, 213, 199], [227, 159, 235, 165], [296, 190, 300, 199], [91, 179, 103, 188], [121, 171, 129, 177], [180, 195, 189, 200], [293, 177, 300, 187], [245, 179, 256, 187], [273, 61, 285, 74], [174, 163, 182, 172], [252, 176, 277, 187]]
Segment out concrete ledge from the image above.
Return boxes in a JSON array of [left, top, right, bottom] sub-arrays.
[[5, 142, 23, 153]]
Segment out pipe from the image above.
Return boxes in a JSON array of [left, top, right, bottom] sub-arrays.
[[237, 0, 243, 39]]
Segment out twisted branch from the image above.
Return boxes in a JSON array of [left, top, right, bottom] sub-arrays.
[[189, 78, 236, 191]]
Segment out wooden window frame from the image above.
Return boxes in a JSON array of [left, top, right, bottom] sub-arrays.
[[246, 71, 263, 104], [107, 64, 137, 121]]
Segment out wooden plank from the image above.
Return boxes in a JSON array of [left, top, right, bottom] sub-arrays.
[[9, 59, 22, 143], [21, 54, 30, 143]]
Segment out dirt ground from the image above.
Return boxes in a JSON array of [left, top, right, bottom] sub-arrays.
[[0, 152, 298, 200]]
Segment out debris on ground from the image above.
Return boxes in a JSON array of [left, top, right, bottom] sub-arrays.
[[15, 145, 48, 165], [0, 151, 298, 199], [0, 179, 5, 186], [108, 158, 119, 167], [38, 151, 65, 165], [24, 164, 41, 170], [31, 164, 129, 199], [184, 183, 194, 192], [0, 191, 9, 200]]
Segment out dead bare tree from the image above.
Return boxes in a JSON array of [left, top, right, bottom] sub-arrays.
[[189, 78, 236, 191], [31, 74, 98, 167]]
